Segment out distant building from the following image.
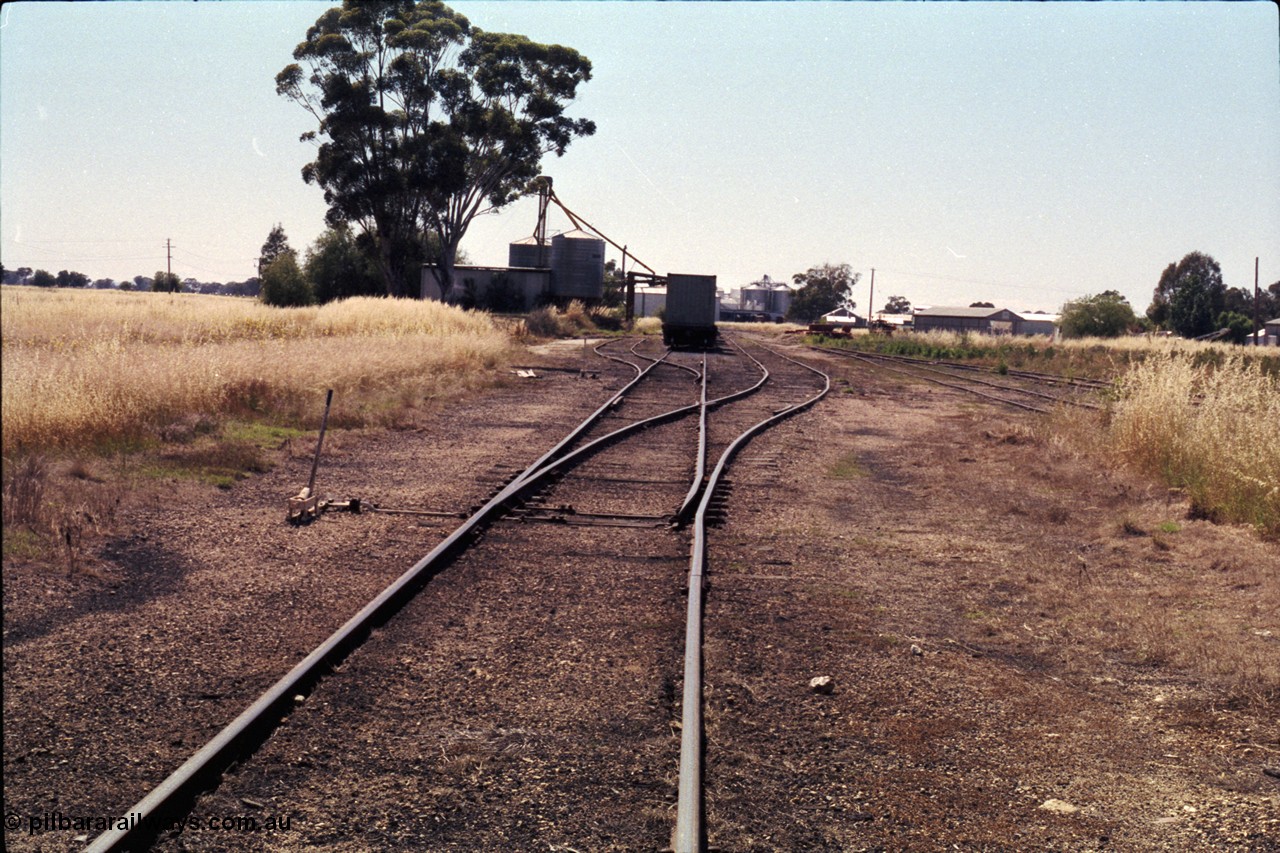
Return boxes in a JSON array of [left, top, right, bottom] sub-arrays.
[[1265, 318, 1280, 346], [913, 306, 1020, 334], [821, 306, 864, 326], [1012, 311, 1060, 337], [632, 286, 667, 318], [422, 265, 551, 309], [870, 312, 914, 330], [913, 306, 1058, 336]]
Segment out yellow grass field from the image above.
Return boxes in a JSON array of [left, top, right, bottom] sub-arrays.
[[1, 287, 514, 456]]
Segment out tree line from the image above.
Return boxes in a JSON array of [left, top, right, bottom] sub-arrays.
[[1060, 251, 1279, 342], [1, 264, 262, 296]]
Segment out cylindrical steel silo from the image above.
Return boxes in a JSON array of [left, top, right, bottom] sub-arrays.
[[550, 229, 604, 300], [508, 236, 549, 269]]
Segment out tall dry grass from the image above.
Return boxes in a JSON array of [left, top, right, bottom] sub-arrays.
[[1, 287, 514, 455], [1109, 352, 1280, 535]]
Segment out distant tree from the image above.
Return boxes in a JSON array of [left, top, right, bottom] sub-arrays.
[[883, 295, 912, 314], [259, 224, 294, 277], [601, 259, 625, 309], [1222, 286, 1254, 317], [30, 269, 56, 287], [304, 226, 383, 304], [1217, 311, 1253, 345], [1059, 290, 1136, 339], [259, 253, 314, 307], [91, 278, 116, 289], [56, 269, 90, 288], [1148, 251, 1225, 337], [152, 271, 181, 293], [276, 1, 595, 299], [133, 274, 153, 291], [969, 301, 994, 308], [118, 279, 135, 291], [787, 263, 859, 324]]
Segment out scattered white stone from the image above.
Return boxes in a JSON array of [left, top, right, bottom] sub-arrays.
[[293, 694, 305, 704], [809, 675, 835, 695], [74, 836, 89, 844], [910, 644, 924, 657], [1039, 799, 1079, 814]]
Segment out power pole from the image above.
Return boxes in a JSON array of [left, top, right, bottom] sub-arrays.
[[165, 238, 174, 292], [868, 267, 876, 324], [1254, 256, 1261, 346]]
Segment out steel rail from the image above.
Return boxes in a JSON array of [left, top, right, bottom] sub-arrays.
[[507, 339, 666, 490], [676, 356, 709, 524], [85, 345, 698, 853], [673, 339, 831, 853], [823, 345, 1112, 390], [827, 347, 1104, 409], [673, 337, 777, 522], [825, 348, 1051, 414]]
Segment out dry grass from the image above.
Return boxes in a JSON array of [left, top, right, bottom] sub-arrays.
[[1108, 353, 1280, 536], [2, 287, 514, 455], [822, 327, 1279, 382]]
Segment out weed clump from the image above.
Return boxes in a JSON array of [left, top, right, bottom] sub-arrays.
[[1109, 353, 1280, 536]]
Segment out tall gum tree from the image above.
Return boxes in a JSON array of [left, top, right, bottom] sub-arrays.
[[276, 1, 595, 298]]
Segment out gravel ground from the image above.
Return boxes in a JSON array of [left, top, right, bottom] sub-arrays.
[[4, 335, 1277, 852]]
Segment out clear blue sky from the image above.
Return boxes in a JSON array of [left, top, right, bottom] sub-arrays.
[[3, 1, 1277, 313]]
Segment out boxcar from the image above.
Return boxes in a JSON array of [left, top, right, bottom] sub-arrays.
[[662, 273, 718, 348]]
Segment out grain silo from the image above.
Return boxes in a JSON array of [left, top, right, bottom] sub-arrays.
[[508, 236, 549, 269], [550, 229, 605, 300]]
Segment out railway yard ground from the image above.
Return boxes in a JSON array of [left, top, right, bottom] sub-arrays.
[[4, 333, 1278, 852]]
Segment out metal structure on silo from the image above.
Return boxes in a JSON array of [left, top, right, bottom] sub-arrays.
[[508, 236, 548, 269], [550, 229, 605, 300]]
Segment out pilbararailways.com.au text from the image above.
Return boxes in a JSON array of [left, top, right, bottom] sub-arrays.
[[7, 810, 292, 837]]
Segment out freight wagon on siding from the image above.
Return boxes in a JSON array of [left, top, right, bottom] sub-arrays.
[[662, 274, 719, 348]]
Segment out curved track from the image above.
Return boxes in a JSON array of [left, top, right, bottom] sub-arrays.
[[86, 335, 831, 853]]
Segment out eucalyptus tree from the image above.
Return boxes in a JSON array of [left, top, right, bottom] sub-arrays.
[[1059, 290, 1136, 339], [1148, 251, 1225, 338], [787, 263, 860, 324], [276, 0, 595, 298]]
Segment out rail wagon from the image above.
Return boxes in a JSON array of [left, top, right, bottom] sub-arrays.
[[662, 273, 718, 348]]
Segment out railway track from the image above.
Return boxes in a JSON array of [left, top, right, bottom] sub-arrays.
[[812, 345, 1109, 413], [86, 334, 829, 852]]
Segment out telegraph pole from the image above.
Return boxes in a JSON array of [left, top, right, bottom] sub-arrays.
[[868, 267, 876, 326], [1254, 256, 1261, 346]]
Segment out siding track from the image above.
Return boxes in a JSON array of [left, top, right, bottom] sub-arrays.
[[85, 335, 830, 852], [812, 345, 1108, 413]]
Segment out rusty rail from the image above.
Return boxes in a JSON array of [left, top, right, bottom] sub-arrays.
[[673, 338, 830, 852]]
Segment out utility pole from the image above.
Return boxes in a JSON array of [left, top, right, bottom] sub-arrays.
[[1254, 256, 1261, 346], [868, 267, 876, 325], [165, 238, 174, 292]]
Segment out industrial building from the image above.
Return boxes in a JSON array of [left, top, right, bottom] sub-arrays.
[[913, 306, 1059, 336], [1266, 318, 1280, 346], [421, 228, 606, 310], [631, 286, 667, 318]]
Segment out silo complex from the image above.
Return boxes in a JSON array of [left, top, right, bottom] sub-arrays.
[[550, 229, 605, 301]]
